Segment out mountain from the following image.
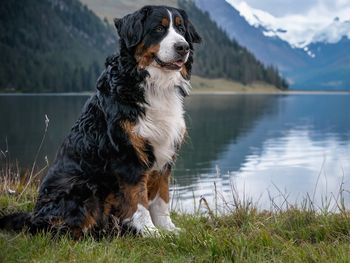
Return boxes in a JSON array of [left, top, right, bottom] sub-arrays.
[[194, 0, 309, 74], [0, 0, 287, 92], [80, 0, 177, 21], [179, 0, 287, 88], [294, 38, 350, 90], [224, 1, 350, 49], [0, 0, 116, 92], [195, 0, 350, 90]]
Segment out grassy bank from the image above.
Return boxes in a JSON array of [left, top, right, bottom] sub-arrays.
[[1, 170, 350, 262], [0, 75, 282, 95], [191, 76, 282, 94]]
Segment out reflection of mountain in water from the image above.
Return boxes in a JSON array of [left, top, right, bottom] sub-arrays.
[[172, 94, 350, 212], [1, 94, 349, 197], [174, 94, 279, 185], [174, 94, 350, 187], [216, 95, 350, 172]]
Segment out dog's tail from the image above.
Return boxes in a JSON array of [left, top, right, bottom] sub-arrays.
[[0, 212, 32, 232]]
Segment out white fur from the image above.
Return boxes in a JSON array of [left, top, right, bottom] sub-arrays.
[[126, 10, 190, 236], [149, 194, 180, 232], [134, 11, 191, 171], [134, 66, 190, 170], [124, 204, 159, 236], [157, 10, 189, 64]]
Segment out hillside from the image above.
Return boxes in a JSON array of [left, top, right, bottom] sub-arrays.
[[194, 0, 309, 74], [196, 0, 350, 90], [0, 0, 287, 92], [0, 0, 116, 92], [80, 0, 178, 21], [179, 0, 287, 89]]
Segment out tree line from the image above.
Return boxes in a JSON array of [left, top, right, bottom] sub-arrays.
[[0, 0, 287, 92]]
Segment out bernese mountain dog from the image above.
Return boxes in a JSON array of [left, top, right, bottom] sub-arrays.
[[0, 5, 201, 238]]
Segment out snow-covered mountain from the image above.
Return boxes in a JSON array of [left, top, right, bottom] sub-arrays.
[[195, 0, 350, 90], [226, 0, 350, 50]]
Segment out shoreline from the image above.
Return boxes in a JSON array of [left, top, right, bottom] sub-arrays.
[[1, 76, 349, 96], [1, 90, 350, 96], [191, 90, 350, 95]]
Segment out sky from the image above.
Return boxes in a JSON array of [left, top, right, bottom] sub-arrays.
[[226, 0, 350, 48]]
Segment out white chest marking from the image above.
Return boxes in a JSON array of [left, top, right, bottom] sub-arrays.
[[134, 67, 190, 170]]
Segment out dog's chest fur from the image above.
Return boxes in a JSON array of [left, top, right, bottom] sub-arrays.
[[134, 67, 189, 170]]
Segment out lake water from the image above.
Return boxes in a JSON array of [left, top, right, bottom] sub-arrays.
[[1, 94, 350, 212]]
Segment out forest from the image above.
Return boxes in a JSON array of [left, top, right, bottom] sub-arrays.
[[0, 0, 288, 92]]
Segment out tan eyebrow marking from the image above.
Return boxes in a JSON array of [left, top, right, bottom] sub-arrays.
[[175, 16, 182, 26], [161, 17, 170, 27]]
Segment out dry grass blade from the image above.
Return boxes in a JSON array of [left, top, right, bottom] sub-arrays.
[[17, 114, 50, 201]]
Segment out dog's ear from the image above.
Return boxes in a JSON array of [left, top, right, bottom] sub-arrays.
[[178, 9, 202, 44], [114, 7, 149, 48]]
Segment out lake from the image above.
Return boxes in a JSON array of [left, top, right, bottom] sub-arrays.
[[1, 94, 350, 212]]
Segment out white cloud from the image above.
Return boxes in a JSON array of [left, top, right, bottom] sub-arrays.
[[236, 0, 350, 17], [226, 0, 350, 48], [238, 0, 318, 16]]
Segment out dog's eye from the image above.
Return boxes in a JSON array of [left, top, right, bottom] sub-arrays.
[[155, 26, 165, 33]]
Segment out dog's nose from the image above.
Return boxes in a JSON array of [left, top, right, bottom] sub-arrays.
[[174, 42, 190, 56]]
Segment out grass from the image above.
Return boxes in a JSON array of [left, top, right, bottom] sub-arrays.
[[190, 76, 282, 94], [1, 168, 350, 263]]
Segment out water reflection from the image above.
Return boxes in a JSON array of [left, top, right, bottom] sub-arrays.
[[0, 95, 88, 167], [0, 94, 349, 212], [172, 94, 350, 212], [175, 94, 280, 183]]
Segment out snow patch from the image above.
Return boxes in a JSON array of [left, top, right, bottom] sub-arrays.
[[226, 0, 350, 49]]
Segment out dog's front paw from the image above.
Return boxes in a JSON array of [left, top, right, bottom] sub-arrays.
[[156, 220, 182, 235], [168, 226, 182, 235], [125, 204, 160, 237], [141, 225, 160, 237]]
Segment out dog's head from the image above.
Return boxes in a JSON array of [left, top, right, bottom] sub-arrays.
[[114, 6, 201, 78]]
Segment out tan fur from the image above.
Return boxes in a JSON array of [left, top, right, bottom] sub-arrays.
[[180, 65, 189, 80], [147, 169, 171, 203], [175, 16, 182, 27], [118, 174, 149, 219], [161, 17, 170, 27], [135, 43, 160, 69], [103, 193, 117, 216], [121, 120, 150, 167], [81, 211, 97, 231]]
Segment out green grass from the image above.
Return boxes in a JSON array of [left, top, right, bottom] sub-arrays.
[[190, 76, 282, 93], [1, 205, 350, 262], [1, 167, 350, 262]]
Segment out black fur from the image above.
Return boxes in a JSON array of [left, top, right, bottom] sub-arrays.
[[0, 5, 200, 238]]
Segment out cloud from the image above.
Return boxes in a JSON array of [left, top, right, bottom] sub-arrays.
[[238, 0, 318, 16], [226, 0, 350, 48], [237, 0, 350, 17]]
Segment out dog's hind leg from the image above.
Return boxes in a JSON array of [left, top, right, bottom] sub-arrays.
[[33, 180, 101, 239]]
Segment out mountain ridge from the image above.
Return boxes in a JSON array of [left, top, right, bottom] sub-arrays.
[[195, 0, 350, 90], [226, 0, 350, 49]]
